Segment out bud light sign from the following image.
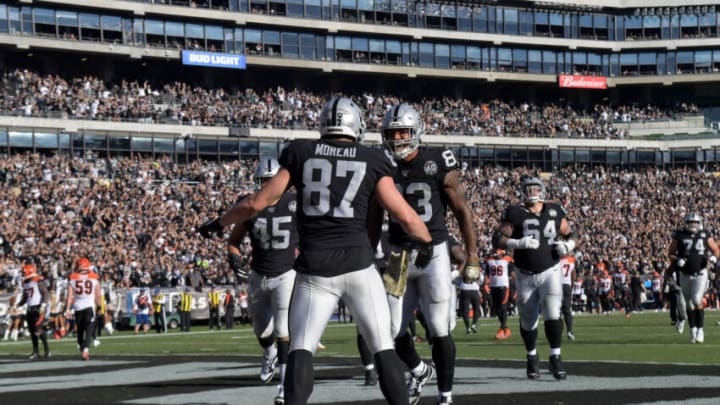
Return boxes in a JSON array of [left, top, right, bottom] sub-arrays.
[[182, 50, 246, 70]]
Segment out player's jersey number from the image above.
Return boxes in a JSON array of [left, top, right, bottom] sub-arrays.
[[253, 216, 292, 249], [522, 219, 557, 245], [681, 238, 705, 257], [302, 158, 365, 218], [74, 280, 93, 295]]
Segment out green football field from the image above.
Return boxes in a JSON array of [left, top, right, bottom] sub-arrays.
[[2, 310, 719, 365]]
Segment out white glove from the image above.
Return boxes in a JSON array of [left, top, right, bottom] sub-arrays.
[[507, 236, 540, 250], [676, 258, 687, 268], [554, 240, 576, 256], [709, 256, 717, 265]]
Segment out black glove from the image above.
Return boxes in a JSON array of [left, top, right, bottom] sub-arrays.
[[198, 218, 223, 238], [228, 251, 243, 272], [414, 244, 433, 268]]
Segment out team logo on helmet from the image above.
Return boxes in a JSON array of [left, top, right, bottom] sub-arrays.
[[288, 200, 297, 213]]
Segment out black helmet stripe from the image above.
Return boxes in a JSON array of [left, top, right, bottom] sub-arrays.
[[331, 97, 341, 127], [392, 104, 401, 121]]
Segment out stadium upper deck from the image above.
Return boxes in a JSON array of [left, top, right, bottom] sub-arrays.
[[1, 0, 720, 167]]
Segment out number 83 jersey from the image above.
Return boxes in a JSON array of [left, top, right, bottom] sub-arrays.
[[388, 147, 457, 246]]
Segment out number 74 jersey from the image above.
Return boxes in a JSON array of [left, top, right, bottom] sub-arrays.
[[68, 271, 100, 311]]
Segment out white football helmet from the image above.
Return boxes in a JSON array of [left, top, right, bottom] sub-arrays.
[[381, 103, 424, 160], [684, 212, 703, 233], [521, 176, 546, 204], [254, 157, 280, 189], [319, 97, 366, 142]]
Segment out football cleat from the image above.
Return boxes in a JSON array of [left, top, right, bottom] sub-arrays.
[[45, 352, 52, 359], [93, 339, 101, 347], [470, 324, 478, 333], [437, 393, 453, 404], [676, 320, 685, 334], [260, 354, 278, 384], [466, 328, 471, 335], [503, 327, 512, 338], [526, 354, 540, 380], [567, 331, 576, 341], [408, 362, 434, 405], [548, 355, 567, 380], [690, 327, 698, 344], [364, 368, 378, 386], [696, 328, 704, 343], [495, 328, 506, 340], [28, 352, 40, 360], [274, 384, 284, 405], [82, 351, 90, 361]]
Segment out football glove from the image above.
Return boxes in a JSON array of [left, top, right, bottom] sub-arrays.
[[228, 251, 249, 283], [709, 255, 717, 265], [553, 240, 576, 256], [414, 244, 433, 268], [507, 236, 539, 250], [676, 257, 687, 268], [198, 218, 223, 239], [462, 262, 481, 284]]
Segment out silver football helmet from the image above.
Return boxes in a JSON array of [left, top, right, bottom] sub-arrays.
[[684, 212, 703, 233], [254, 157, 280, 189], [381, 103, 424, 160], [521, 176, 546, 204], [319, 97, 366, 142]]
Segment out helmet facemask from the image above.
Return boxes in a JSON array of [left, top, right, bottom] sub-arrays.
[[684, 213, 703, 234], [522, 177, 546, 205], [254, 157, 280, 190], [381, 104, 424, 160]]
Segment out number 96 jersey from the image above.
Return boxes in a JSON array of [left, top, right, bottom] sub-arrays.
[[388, 147, 458, 246], [501, 202, 567, 273]]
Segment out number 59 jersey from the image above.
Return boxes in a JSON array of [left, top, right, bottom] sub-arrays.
[[280, 138, 396, 252], [68, 271, 100, 311], [501, 202, 568, 273], [388, 147, 458, 246]]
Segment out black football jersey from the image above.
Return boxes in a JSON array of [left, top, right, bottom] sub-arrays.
[[279, 139, 396, 275], [245, 191, 299, 277], [672, 228, 711, 274], [388, 147, 458, 246], [501, 202, 567, 273]]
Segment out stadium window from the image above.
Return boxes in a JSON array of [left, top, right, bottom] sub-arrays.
[[620, 53, 639, 76], [35, 132, 58, 150], [695, 50, 712, 74], [638, 52, 657, 75], [33, 8, 56, 38], [676, 50, 693, 74], [549, 12, 563, 37], [680, 14, 699, 38], [268, 0, 286, 16], [643, 15, 661, 39], [250, 0, 267, 14], [145, 19, 165, 48], [340, 0, 358, 22], [352, 37, 369, 63], [527, 50, 541, 73], [503, 8, 518, 35], [533, 11, 548, 36], [100, 15, 122, 44], [240, 140, 259, 158], [456, 5, 471, 31], [108, 135, 130, 150], [386, 39, 401, 65], [370, 38, 386, 64], [472, 6, 488, 33], [0, 5, 6, 34], [334, 36, 352, 62], [594, 14, 609, 40], [466, 45, 480, 70], [450, 44, 466, 70], [513, 48, 527, 73], [133, 19, 145, 47], [245, 28, 262, 54], [418, 42, 434, 68], [299, 33, 316, 59], [218, 139, 240, 156], [391, 0, 408, 26], [282, 32, 299, 58], [497, 48, 511, 72], [441, 4, 457, 30], [206, 25, 224, 52], [223, 28, 235, 53], [435, 43, 449, 69], [131, 137, 153, 153], [79, 13, 100, 42], [58, 133, 70, 150], [624, 15, 642, 40], [579, 14, 594, 39], [358, 0, 373, 24], [290, 0, 307, 18], [57, 10, 78, 41], [185, 23, 204, 50], [233, 28, 244, 54], [699, 11, 717, 37], [424, 2, 441, 29]]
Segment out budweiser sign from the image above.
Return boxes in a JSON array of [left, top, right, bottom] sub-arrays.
[[558, 74, 607, 89]]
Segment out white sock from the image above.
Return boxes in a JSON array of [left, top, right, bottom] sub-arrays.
[[411, 362, 426, 377], [265, 344, 277, 359], [550, 347, 561, 356], [279, 363, 286, 385], [527, 349, 537, 356], [364, 364, 375, 371]]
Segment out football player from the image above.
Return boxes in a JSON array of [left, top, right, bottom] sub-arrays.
[[226, 157, 299, 405], [559, 254, 576, 340], [666, 213, 720, 343], [380, 103, 480, 405], [64, 258, 102, 360], [485, 249, 515, 340], [493, 176, 578, 380], [18, 262, 52, 360], [198, 96, 431, 405]]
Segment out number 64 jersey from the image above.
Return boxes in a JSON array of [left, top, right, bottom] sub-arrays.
[[280, 138, 396, 276], [501, 202, 568, 273]]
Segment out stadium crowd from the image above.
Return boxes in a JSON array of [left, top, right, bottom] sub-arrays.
[[0, 151, 718, 306], [0, 68, 701, 139]]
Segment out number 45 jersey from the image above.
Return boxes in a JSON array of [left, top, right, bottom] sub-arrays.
[[245, 191, 299, 278], [388, 147, 457, 246], [280, 139, 396, 274]]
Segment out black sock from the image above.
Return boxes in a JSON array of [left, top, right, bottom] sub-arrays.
[[520, 327, 538, 353], [284, 350, 313, 405], [374, 349, 409, 405], [394, 332, 421, 370], [431, 336, 456, 392], [544, 319, 563, 350]]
